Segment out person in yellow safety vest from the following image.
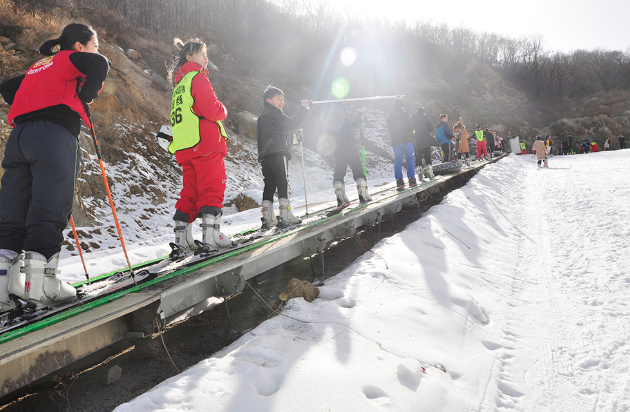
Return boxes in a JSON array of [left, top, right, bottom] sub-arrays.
[[520, 141, 527, 155], [168, 37, 232, 257], [475, 125, 487, 160], [590, 140, 599, 152]]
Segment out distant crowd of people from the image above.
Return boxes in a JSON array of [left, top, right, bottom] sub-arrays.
[[518, 133, 627, 157]]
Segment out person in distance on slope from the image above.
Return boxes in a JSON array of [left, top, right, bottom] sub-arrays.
[[604, 138, 611, 151], [453, 119, 470, 162], [257, 86, 310, 228], [532, 135, 548, 168], [321, 102, 371, 206], [168, 38, 231, 256], [580, 139, 590, 154], [520, 140, 528, 155], [387, 98, 417, 190], [618, 134, 626, 149], [411, 107, 434, 170], [474, 125, 488, 160], [545, 135, 553, 156], [0, 23, 109, 311], [561, 138, 569, 155], [590, 139, 599, 152], [567, 133, 574, 154]]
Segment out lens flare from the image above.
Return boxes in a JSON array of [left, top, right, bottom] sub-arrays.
[[340, 47, 357, 66], [316, 133, 337, 156], [331, 78, 350, 99]]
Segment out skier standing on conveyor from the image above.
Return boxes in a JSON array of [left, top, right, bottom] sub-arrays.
[[475, 125, 488, 160], [387, 98, 417, 190], [0, 24, 109, 311], [410, 107, 434, 170], [257, 86, 310, 229], [321, 102, 371, 206], [434, 114, 455, 163], [168, 38, 232, 256]]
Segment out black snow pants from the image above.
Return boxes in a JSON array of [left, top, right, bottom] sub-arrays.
[[0, 121, 80, 259], [261, 152, 289, 201], [333, 147, 365, 182]]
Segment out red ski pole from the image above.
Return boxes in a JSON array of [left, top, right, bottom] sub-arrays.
[[86, 115, 136, 283], [70, 216, 90, 283]]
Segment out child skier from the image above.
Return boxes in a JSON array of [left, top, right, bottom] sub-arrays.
[[475, 125, 488, 160], [0, 24, 109, 310], [168, 38, 232, 256], [257, 86, 310, 228]]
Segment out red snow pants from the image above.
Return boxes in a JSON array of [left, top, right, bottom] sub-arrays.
[[175, 152, 226, 223], [520, 148, 527, 155], [477, 140, 488, 158]]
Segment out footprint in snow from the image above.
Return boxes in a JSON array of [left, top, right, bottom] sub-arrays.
[[317, 286, 344, 300]]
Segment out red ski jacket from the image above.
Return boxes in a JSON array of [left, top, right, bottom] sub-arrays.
[[8, 50, 91, 128], [172, 61, 228, 165]]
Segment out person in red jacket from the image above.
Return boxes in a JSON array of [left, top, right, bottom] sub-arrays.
[[168, 38, 232, 256], [0, 24, 109, 311]]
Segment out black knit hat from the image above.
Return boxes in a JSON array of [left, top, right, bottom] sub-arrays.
[[393, 98, 405, 111]]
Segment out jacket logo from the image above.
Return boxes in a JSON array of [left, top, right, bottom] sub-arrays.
[[32, 56, 54, 68], [28, 57, 54, 75], [25, 281, 31, 293]]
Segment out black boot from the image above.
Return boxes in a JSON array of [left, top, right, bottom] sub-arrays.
[[408, 177, 418, 187], [396, 178, 405, 191]]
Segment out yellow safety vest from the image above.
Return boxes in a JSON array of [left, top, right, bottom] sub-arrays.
[[170, 71, 227, 153]]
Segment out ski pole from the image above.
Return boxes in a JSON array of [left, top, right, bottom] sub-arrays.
[[69, 216, 90, 283], [86, 115, 136, 283], [299, 137, 309, 217], [311, 95, 404, 104], [360, 123, 367, 177]]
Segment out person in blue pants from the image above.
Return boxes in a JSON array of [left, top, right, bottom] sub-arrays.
[[387, 98, 416, 190]]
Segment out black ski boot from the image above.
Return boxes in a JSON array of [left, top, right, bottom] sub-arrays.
[[396, 178, 405, 191], [408, 177, 418, 187]]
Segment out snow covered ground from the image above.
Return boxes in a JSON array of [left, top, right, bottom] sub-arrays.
[[74, 150, 630, 411]]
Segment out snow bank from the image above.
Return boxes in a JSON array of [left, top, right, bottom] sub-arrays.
[[106, 150, 629, 411]]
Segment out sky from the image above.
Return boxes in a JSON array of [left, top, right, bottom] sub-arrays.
[[328, 0, 630, 52]]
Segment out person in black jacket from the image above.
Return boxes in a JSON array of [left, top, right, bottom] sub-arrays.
[[484, 129, 495, 155], [320, 103, 371, 207], [387, 98, 416, 190], [257, 85, 309, 228], [410, 107, 434, 169], [0, 23, 109, 311]]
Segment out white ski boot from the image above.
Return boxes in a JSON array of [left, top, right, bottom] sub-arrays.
[[22, 252, 76, 309], [171, 221, 198, 258], [334, 181, 350, 207], [261, 200, 278, 230], [278, 198, 301, 227], [0, 250, 25, 312], [198, 213, 233, 253], [355, 178, 372, 204]]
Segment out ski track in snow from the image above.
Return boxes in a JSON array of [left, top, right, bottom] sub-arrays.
[[102, 151, 630, 412]]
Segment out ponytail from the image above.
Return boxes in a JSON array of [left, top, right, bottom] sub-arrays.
[[39, 23, 96, 56], [168, 37, 206, 85]]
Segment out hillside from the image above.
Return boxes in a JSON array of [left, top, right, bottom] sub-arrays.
[[0, 2, 628, 256]]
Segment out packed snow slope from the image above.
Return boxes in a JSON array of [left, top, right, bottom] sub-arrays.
[[111, 150, 629, 412]]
